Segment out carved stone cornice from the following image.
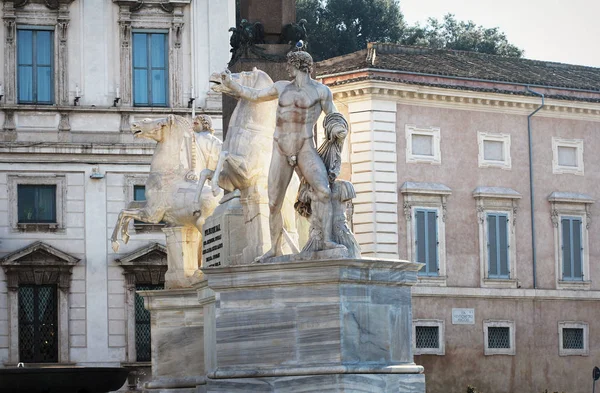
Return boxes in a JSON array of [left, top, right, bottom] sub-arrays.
[[8, 0, 75, 10], [112, 0, 189, 13], [329, 80, 600, 122]]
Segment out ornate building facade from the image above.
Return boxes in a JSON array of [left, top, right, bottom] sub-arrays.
[[0, 0, 233, 390], [317, 42, 600, 393]]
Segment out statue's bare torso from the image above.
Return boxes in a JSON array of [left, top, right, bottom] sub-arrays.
[[273, 80, 327, 156]]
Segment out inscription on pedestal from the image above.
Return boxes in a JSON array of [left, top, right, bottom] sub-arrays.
[[203, 224, 223, 267]]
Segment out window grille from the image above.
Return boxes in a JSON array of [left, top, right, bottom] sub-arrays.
[[17, 28, 54, 104], [488, 326, 510, 349], [133, 32, 168, 107], [17, 185, 57, 223], [562, 328, 584, 349], [135, 284, 163, 362], [415, 326, 439, 349], [18, 285, 58, 363]]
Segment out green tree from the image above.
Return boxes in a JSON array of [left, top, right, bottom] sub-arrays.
[[297, 0, 405, 61], [296, 1, 523, 60], [403, 14, 523, 57]]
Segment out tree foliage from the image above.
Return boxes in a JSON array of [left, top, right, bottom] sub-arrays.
[[297, 0, 405, 61], [296, 0, 523, 61], [403, 14, 523, 58]]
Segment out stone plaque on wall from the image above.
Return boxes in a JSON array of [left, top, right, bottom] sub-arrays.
[[452, 308, 475, 325]]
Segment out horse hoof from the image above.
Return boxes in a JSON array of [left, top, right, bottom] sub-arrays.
[[123, 234, 130, 244], [112, 241, 120, 252]]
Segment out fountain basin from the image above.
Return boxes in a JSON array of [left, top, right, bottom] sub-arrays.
[[0, 366, 129, 393]]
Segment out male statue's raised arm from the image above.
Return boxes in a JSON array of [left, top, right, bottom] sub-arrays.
[[220, 69, 281, 102]]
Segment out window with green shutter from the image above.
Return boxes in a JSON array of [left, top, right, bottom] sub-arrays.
[[415, 208, 438, 276], [487, 212, 510, 279], [561, 217, 583, 281]]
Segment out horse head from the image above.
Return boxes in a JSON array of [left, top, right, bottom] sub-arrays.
[[210, 67, 273, 95], [130, 115, 177, 143]]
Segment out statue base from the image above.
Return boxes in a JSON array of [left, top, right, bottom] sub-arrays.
[[162, 226, 203, 289], [139, 280, 215, 393], [201, 258, 426, 393]]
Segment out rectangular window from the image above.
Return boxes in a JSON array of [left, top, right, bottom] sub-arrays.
[[478, 132, 511, 169], [558, 322, 588, 356], [561, 217, 583, 281], [483, 320, 515, 355], [562, 328, 584, 349], [415, 326, 439, 349], [552, 138, 584, 175], [135, 284, 163, 362], [487, 327, 510, 349], [405, 125, 441, 164], [134, 185, 146, 201], [415, 209, 438, 276], [17, 185, 57, 223], [487, 213, 509, 279], [18, 285, 58, 363], [17, 28, 54, 104], [133, 32, 168, 107]]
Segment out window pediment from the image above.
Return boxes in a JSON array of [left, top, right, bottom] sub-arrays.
[[116, 243, 167, 286], [0, 241, 79, 290]]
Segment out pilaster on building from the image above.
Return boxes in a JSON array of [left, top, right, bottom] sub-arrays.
[[348, 99, 399, 259]]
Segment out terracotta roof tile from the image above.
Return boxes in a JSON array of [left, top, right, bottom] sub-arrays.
[[316, 43, 600, 92]]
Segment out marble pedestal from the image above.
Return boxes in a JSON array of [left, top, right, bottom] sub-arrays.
[[139, 280, 215, 393], [201, 258, 426, 393], [162, 227, 202, 289]]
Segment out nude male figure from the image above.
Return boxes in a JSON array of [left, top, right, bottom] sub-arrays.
[[220, 51, 344, 260]]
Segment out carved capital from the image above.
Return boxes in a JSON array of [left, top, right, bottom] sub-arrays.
[[172, 22, 183, 49], [119, 21, 131, 48], [477, 205, 485, 224], [586, 205, 592, 229], [441, 196, 448, 222], [551, 208, 559, 228], [4, 18, 16, 44], [403, 201, 412, 221], [58, 271, 71, 291], [124, 272, 136, 290], [4, 269, 19, 292], [57, 20, 69, 43]]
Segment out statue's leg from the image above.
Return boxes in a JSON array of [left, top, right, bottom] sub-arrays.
[[111, 211, 127, 252], [297, 144, 344, 251], [257, 145, 294, 261]]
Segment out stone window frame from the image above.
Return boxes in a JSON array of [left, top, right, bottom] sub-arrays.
[[115, 0, 190, 108], [115, 242, 167, 364], [401, 182, 451, 287], [405, 124, 441, 165], [124, 174, 164, 233], [483, 320, 515, 356], [0, 241, 79, 365], [552, 137, 584, 176], [8, 174, 66, 232], [412, 319, 445, 356], [473, 187, 521, 289], [477, 132, 511, 170], [558, 321, 589, 357], [548, 192, 593, 290], [3, 0, 74, 106]]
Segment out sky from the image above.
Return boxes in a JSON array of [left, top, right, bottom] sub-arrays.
[[400, 0, 600, 68]]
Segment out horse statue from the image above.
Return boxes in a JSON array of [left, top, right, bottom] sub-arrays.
[[110, 115, 222, 254], [209, 68, 302, 262]]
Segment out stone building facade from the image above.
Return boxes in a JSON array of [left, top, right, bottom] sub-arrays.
[[317, 43, 600, 393], [0, 0, 233, 389]]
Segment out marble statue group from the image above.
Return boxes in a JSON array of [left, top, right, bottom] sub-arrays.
[[111, 50, 360, 263]]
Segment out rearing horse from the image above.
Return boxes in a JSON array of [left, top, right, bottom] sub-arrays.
[[110, 115, 221, 253]]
